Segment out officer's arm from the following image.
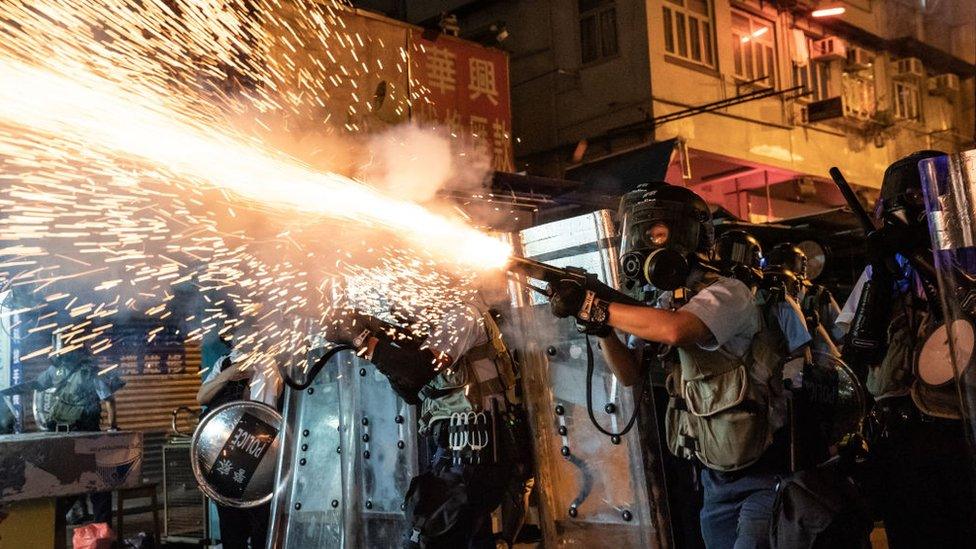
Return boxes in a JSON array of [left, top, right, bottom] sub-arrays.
[[598, 333, 642, 387], [196, 365, 245, 405], [606, 303, 712, 347]]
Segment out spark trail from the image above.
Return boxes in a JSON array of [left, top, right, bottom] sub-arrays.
[[0, 0, 511, 385]]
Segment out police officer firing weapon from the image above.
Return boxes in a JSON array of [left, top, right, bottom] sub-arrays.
[[537, 185, 791, 549], [834, 151, 975, 548], [323, 273, 532, 549]]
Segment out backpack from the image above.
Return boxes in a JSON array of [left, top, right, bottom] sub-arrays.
[[769, 465, 872, 548], [402, 470, 471, 548]]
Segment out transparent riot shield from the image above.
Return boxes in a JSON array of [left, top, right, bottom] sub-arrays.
[[267, 350, 418, 548], [919, 149, 976, 449], [512, 210, 671, 548]]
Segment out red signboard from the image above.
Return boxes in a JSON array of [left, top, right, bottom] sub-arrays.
[[411, 31, 514, 172]]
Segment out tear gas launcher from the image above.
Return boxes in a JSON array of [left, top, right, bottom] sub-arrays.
[[505, 256, 643, 306]]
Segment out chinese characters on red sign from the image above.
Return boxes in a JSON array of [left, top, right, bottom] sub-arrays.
[[411, 31, 514, 172]]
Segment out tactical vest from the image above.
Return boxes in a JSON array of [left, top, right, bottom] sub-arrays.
[[665, 280, 790, 472], [419, 307, 516, 431], [873, 290, 961, 419]]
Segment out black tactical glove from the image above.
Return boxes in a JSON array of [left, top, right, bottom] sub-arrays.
[[323, 308, 372, 349], [865, 223, 926, 276], [548, 279, 586, 318], [548, 279, 612, 334]]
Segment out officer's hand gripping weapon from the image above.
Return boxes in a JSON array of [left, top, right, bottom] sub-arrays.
[[830, 167, 920, 369], [505, 256, 643, 306], [506, 256, 645, 441]]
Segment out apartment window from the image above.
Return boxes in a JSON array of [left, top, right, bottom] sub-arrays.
[[792, 37, 831, 101], [841, 72, 876, 120], [580, 0, 619, 64], [731, 11, 776, 86], [663, 0, 714, 67], [893, 80, 921, 120]]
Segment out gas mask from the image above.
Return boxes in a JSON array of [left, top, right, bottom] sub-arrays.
[[619, 185, 713, 292], [715, 230, 764, 290], [877, 150, 946, 243], [766, 243, 808, 281]]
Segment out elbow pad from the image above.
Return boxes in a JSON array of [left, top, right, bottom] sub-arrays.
[[370, 339, 441, 405]]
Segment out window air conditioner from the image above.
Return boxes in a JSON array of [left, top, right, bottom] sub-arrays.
[[805, 96, 872, 123], [845, 47, 875, 71], [893, 57, 925, 80], [811, 37, 847, 62], [928, 73, 960, 96]]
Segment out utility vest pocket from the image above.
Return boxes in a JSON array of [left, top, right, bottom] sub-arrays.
[[666, 362, 771, 472]]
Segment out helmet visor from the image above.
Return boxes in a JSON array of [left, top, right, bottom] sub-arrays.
[[621, 200, 701, 257]]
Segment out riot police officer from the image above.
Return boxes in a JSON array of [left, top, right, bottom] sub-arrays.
[[716, 231, 811, 362], [765, 243, 842, 358], [324, 276, 530, 549], [549, 185, 790, 549], [717, 230, 812, 402], [837, 150, 975, 548]]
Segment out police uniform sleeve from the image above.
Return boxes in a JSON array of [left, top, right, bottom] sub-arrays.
[[201, 355, 229, 384], [681, 278, 760, 352], [777, 296, 813, 353], [94, 370, 125, 401]]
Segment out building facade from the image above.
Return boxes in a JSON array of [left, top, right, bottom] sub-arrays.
[[358, 0, 976, 220]]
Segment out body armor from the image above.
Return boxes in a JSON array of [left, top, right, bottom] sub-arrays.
[[664, 278, 789, 472]]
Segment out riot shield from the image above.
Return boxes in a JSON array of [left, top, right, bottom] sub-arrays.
[[191, 401, 286, 508], [512, 210, 671, 548], [267, 350, 419, 548], [919, 148, 976, 451]]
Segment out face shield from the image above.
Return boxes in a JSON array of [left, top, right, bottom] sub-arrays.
[[879, 187, 926, 227], [620, 199, 706, 290], [879, 150, 946, 230], [715, 231, 763, 287]]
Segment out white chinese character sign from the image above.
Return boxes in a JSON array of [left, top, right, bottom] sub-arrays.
[[411, 31, 514, 172]]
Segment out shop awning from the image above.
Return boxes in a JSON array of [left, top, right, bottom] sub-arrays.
[[564, 138, 678, 195]]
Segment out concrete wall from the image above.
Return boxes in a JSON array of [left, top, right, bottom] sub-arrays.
[[645, 0, 974, 190]]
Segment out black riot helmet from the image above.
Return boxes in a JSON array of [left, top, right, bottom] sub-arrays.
[[765, 243, 808, 280], [878, 150, 945, 228], [762, 266, 801, 299], [618, 181, 668, 224], [715, 230, 763, 288], [619, 184, 714, 291]]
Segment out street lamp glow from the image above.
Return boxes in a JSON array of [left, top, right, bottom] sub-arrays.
[[812, 7, 846, 17], [741, 26, 769, 43]]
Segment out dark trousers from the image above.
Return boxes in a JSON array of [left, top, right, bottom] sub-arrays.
[[56, 491, 112, 524], [862, 406, 975, 549], [698, 436, 786, 549], [653, 386, 706, 549], [216, 502, 270, 549]]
